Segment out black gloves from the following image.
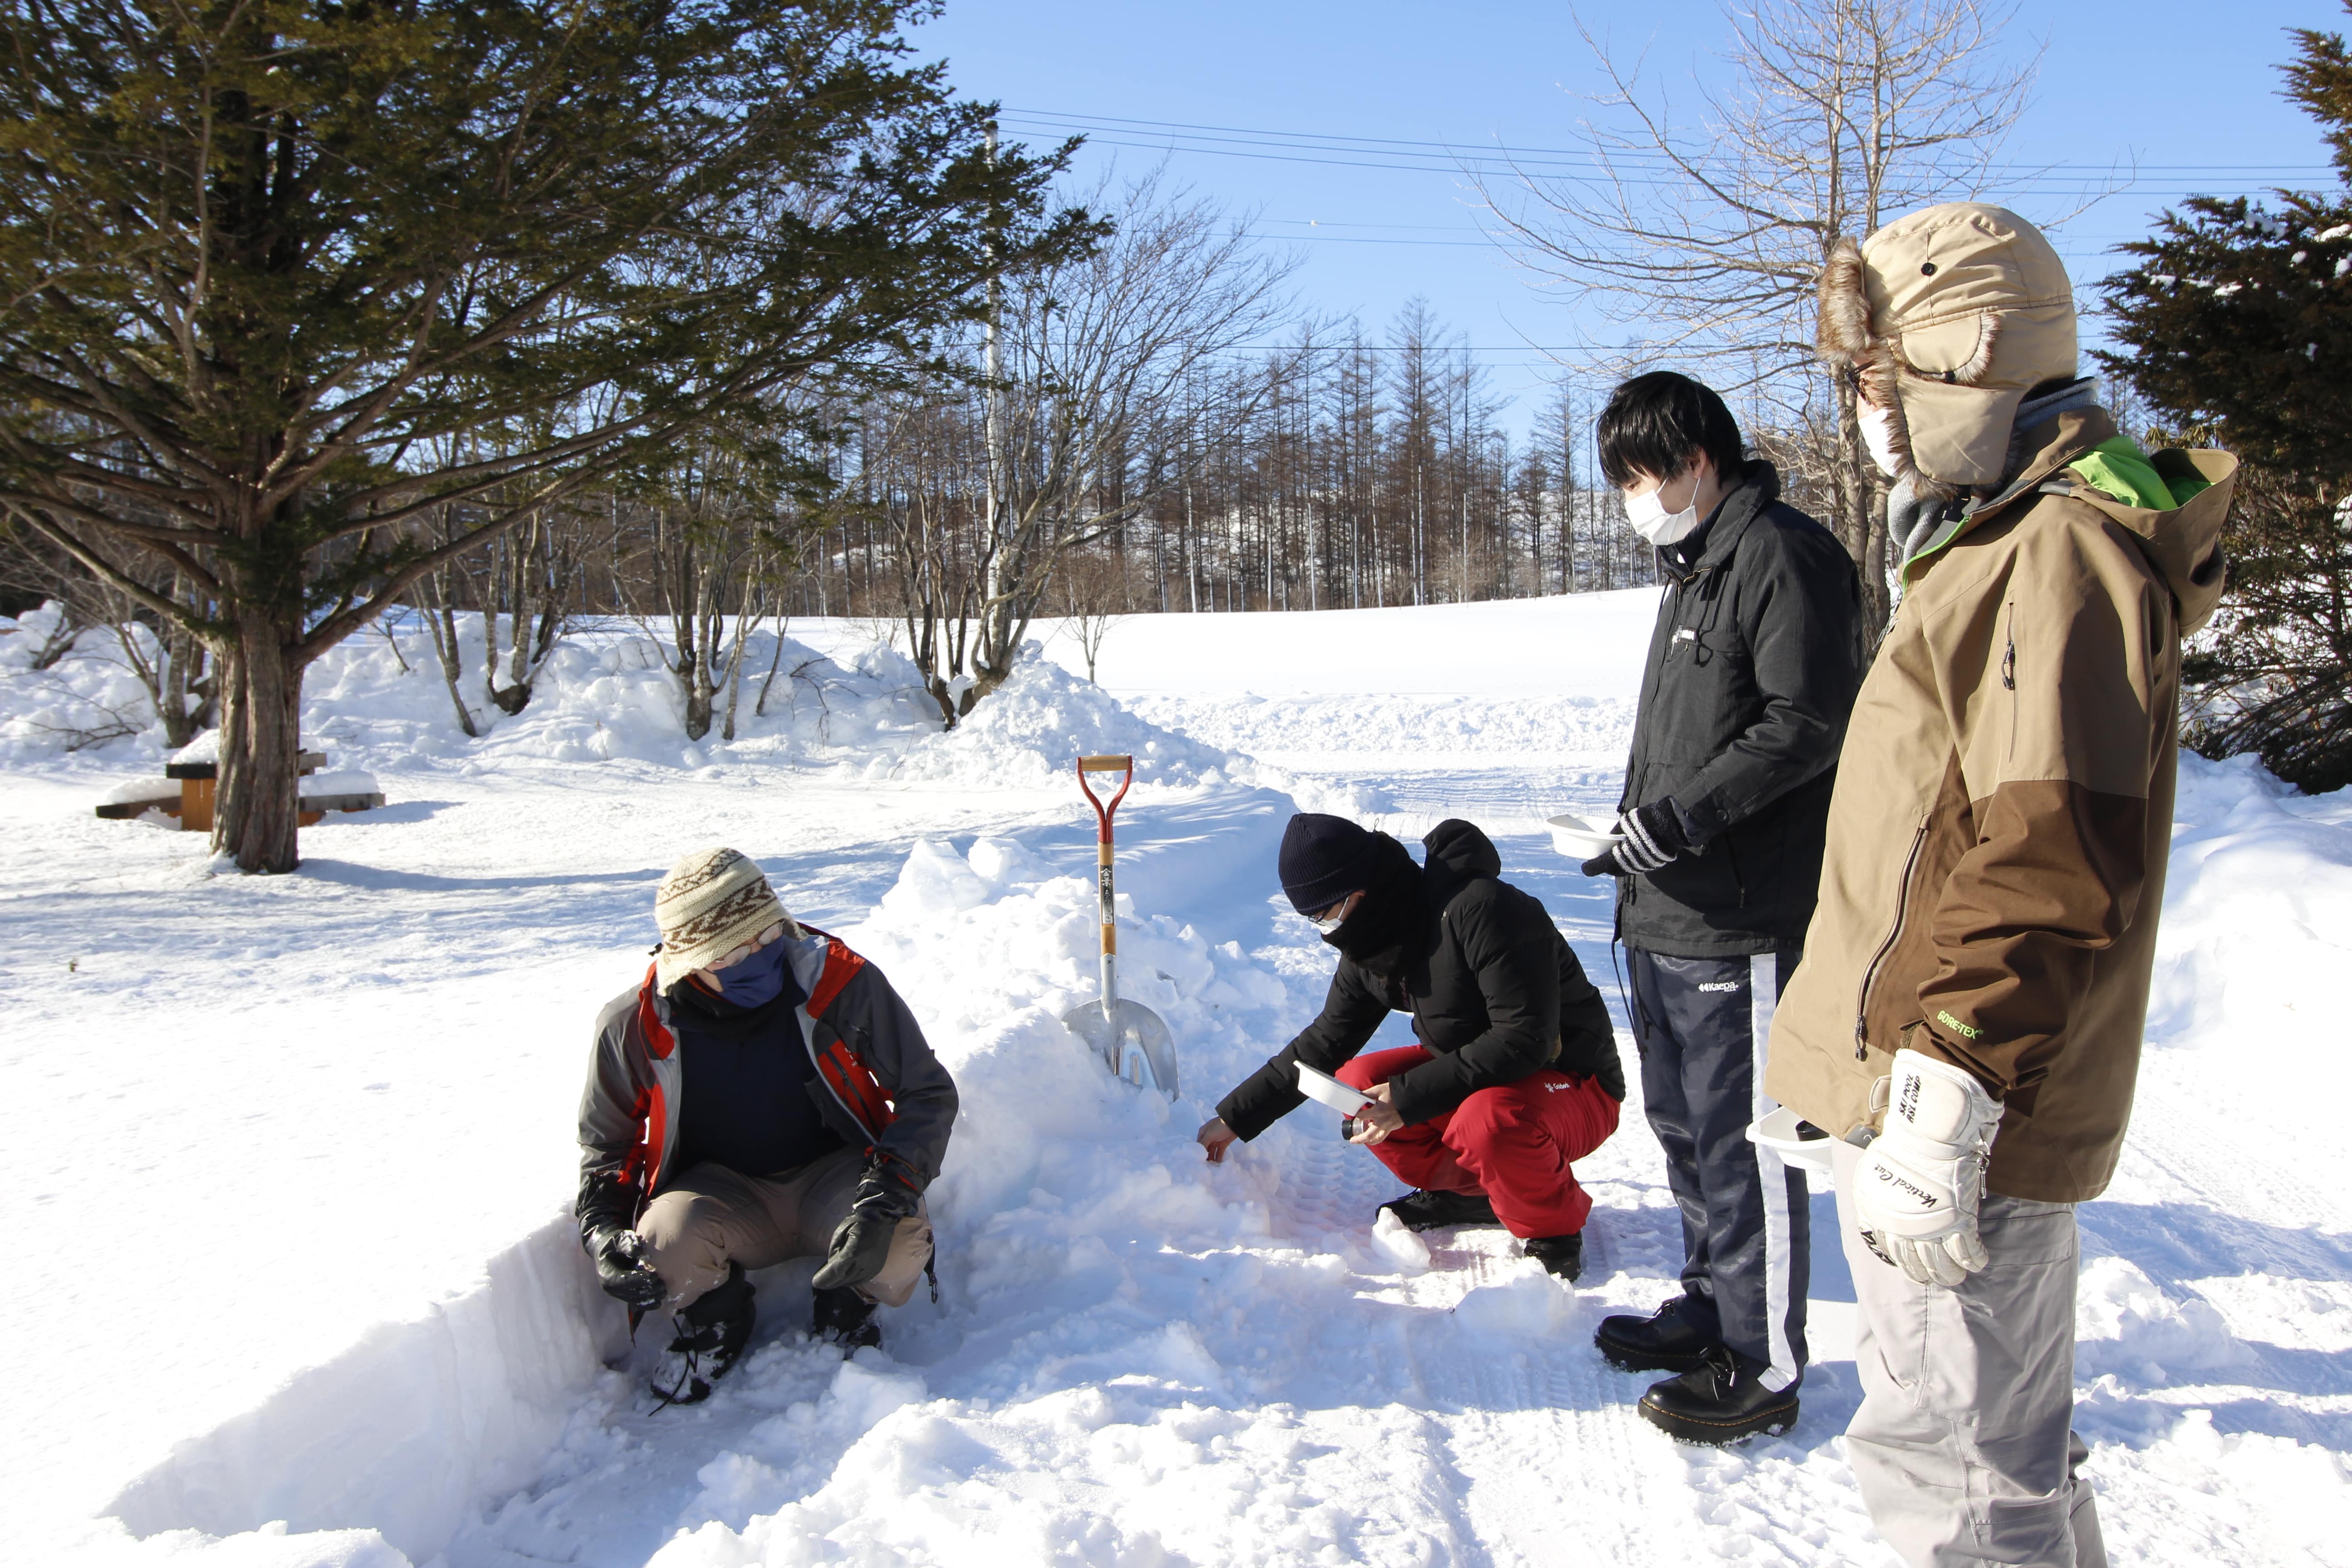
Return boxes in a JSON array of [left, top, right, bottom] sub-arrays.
[[585, 1222, 665, 1310], [1580, 799, 1694, 877], [812, 1152, 921, 1293]]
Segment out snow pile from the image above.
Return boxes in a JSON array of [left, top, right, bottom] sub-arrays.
[[2144, 751, 2352, 1053], [2075, 1256, 2252, 1384], [0, 604, 173, 762], [885, 647, 1246, 791]]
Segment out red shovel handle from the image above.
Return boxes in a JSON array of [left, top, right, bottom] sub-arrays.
[[1077, 754, 1133, 844]]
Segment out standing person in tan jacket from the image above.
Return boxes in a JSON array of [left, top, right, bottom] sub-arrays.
[[1767, 204, 2234, 1567]]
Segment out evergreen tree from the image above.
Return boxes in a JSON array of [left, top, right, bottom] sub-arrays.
[[2100, 4, 2352, 791], [0, 0, 1091, 869]]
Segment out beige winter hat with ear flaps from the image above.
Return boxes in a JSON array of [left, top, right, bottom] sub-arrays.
[[653, 846, 799, 991], [1818, 203, 2079, 490]]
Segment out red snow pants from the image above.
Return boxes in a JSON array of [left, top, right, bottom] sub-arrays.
[[1337, 1045, 1620, 1238]]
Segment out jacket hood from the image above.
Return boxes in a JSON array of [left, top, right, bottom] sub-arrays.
[[1932, 407, 2236, 635], [1422, 818, 1501, 881]]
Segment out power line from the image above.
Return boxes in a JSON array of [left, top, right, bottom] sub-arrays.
[[1004, 108, 2333, 179], [1000, 109, 2336, 198]]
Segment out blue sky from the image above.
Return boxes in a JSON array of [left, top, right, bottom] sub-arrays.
[[915, 0, 2342, 432]]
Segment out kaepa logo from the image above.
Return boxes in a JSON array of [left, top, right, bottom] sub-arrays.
[[1697, 980, 1742, 994]]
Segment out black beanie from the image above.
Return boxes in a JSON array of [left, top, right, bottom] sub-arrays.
[[1279, 813, 1382, 914]]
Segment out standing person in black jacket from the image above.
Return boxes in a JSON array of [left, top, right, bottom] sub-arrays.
[[1580, 372, 1867, 1442], [1199, 814, 1627, 1280]]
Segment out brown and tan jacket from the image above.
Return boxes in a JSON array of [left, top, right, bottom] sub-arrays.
[[1764, 408, 2233, 1202]]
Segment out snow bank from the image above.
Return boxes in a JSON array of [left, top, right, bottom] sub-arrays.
[[1, 611, 1323, 801], [2145, 752, 2352, 1054], [101, 1220, 615, 1565]]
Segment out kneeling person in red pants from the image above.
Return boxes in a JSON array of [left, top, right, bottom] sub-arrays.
[[1198, 813, 1626, 1279]]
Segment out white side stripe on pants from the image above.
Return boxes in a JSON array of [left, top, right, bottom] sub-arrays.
[[1750, 951, 1799, 1393]]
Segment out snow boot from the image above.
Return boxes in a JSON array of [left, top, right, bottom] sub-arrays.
[[812, 1284, 882, 1351], [1379, 1189, 1500, 1233], [1524, 1232, 1583, 1281], [652, 1261, 753, 1408], [1637, 1347, 1798, 1445], [1595, 1293, 1722, 1374]]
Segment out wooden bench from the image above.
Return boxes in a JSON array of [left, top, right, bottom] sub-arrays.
[[95, 750, 386, 829]]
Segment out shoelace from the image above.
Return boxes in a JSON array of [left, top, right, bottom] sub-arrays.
[[650, 1318, 717, 1411]]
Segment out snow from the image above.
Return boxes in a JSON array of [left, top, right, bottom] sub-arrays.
[[6, 593, 2352, 1568]]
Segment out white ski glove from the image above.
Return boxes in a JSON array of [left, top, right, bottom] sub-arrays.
[[1854, 1049, 2004, 1288]]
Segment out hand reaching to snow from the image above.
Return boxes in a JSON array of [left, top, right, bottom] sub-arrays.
[[1197, 1117, 1239, 1163], [1347, 1083, 1405, 1146], [586, 1224, 665, 1310]]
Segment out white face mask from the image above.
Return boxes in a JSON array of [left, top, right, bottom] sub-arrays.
[[1858, 403, 1904, 479], [1624, 477, 1701, 547]]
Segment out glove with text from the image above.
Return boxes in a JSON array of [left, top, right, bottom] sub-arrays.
[[812, 1152, 921, 1293], [1854, 1049, 2005, 1288], [585, 1222, 666, 1310], [1579, 799, 1691, 877]]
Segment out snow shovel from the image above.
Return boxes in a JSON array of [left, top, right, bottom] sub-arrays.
[[1062, 754, 1180, 1099]]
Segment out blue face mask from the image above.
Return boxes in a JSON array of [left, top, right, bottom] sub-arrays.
[[713, 938, 792, 1009]]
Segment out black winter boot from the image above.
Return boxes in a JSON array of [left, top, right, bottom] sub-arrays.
[[812, 1284, 882, 1351], [1379, 1189, 1500, 1232], [1637, 1346, 1798, 1445], [1595, 1293, 1722, 1374], [652, 1261, 754, 1407], [1523, 1232, 1583, 1280]]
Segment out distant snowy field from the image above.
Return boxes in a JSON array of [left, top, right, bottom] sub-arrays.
[[4, 594, 2349, 1568]]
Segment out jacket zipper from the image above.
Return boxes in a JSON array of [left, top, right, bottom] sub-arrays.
[[2002, 603, 2018, 760], [1853, 814, 1932, 1060]]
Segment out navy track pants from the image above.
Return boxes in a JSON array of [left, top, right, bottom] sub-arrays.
[[1627, 946, 1809, 1392]]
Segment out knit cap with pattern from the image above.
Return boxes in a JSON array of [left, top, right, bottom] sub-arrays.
[[653, 847, 799, 992]]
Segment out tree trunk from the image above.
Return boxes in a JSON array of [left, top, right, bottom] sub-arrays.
[[422, 588, 480, 739], [211, 611, 304, 873]]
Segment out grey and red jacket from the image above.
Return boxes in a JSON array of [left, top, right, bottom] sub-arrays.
[[573, 928, 957, 1241]]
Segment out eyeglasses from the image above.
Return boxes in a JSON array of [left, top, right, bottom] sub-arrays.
[[709, 922, 786, 973], [1307, 893, 1359, 933]]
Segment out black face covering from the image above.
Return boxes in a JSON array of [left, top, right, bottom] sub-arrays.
[[1323, 833, 1428, 984]]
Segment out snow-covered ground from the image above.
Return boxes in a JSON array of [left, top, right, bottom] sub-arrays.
[[5, 595, 2349, 1567]]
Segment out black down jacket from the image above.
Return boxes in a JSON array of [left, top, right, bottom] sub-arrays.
[[1615, 460, 1867, 957], [1217, 819, 1622, 1140]]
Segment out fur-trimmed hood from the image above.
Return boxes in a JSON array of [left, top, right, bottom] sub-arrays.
[[1817, 204, 2078, 492]]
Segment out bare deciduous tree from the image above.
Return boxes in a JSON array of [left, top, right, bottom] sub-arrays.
[[1055, 549, 1131, 684], [897, 168, 1299, 719], [1485, 0, 2047, 627]]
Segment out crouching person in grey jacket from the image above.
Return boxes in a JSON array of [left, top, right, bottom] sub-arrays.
[[574, 847, 958, 1405]]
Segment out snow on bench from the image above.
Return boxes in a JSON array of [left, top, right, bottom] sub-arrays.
[[93, 740, 385, 828]]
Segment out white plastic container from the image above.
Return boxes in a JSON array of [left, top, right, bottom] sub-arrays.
[[1545, 811, 1623, 861], [1296, 1061, 1375, 1114], [1748, 1105, 1837, 1173]]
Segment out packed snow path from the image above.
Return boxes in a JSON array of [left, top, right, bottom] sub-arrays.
[[5, 598, 2350, 1566]]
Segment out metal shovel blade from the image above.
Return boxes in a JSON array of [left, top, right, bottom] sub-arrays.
[[1063, 997, 1180, 1100]]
